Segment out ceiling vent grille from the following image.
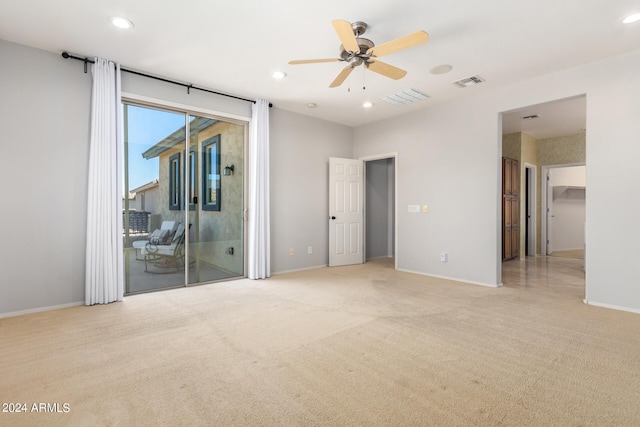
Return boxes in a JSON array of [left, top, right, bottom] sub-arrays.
[[452, 75, 485, 88], [381, 88, 430, 106]]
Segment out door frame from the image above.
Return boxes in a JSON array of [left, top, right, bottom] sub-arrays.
[[360, 152, 398, 270], [121, 93, 250, 290]]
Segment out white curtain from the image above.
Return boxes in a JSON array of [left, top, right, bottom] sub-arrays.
[[248, 99, 271, 279], [85, 58, 124, 305]]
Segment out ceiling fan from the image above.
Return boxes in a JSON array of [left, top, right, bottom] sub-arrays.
[[289, 20, 429, 88]]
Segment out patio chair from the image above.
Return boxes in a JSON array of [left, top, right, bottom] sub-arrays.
[[132, 221, 177, 260], [142, 222, 188, 273]]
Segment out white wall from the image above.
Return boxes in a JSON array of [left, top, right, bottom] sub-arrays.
[[354, 99, 502, 286], [270, 109, 353, 273], [1, 40, 91, 315], [354, 48, 640, 312]]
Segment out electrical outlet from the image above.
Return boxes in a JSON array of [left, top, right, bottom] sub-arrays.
[[307, 246, 313, 255], [289, 248, 294, 256], [440, 252, 448, 262]]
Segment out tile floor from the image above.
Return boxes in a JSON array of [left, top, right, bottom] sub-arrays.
[[501, 254, 585, 300]]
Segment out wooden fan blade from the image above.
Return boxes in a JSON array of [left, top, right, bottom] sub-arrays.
[[332, 20, 360, 53], [289, 58, 341, 65], [367, 30, 429, 58], [366, 60, 407, 80], [329, 66, 355, 88]]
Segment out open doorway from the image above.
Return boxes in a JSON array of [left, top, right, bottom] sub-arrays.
[[500, 95, 586, 295], [542, 164, 586, 260], [364, 156, 396, 266]]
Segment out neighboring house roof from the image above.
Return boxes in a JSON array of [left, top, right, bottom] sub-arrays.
[[142, 118, 217, 159], [131, 179, 160, 193]]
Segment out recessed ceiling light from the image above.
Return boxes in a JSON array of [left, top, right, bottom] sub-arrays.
[[111, 16, 134, 29], [272, 71, 287, 79], [430, 64, 453, 75], [363, 101, 374, 108], [623, 13, 640, 24], [307, 103, 317, 108]]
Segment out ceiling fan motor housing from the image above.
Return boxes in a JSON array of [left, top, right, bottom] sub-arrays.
[[339, 37, 374, 64]]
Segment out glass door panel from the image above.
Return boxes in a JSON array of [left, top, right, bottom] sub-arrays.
[[122, 103, 188, 293], [187, 115, 244, 284]]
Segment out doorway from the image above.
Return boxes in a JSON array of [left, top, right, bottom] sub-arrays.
[[363, 154, 397, 269], [365, 157, 396, 262], [542, 164, 586, 258], [500, 95, 586, 294]]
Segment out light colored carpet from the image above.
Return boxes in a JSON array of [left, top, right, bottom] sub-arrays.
[[2, 257, 640, 426]]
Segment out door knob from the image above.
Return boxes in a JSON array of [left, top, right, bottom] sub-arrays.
[[330, 216, 336, 220]]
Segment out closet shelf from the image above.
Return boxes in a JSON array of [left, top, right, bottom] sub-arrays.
[[552, 185, 586, 200]]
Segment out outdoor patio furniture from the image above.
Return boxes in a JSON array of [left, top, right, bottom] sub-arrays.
[[141, 223, 187, 273], [132, 221, 178, 260]]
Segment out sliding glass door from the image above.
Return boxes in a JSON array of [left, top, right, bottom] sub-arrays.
[[122, 102, 245, 294]]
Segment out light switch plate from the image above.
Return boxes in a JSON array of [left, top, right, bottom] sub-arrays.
[[408, 205, 420, 213]]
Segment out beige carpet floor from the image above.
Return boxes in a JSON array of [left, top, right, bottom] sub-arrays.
[[2, 257, 640, 426]]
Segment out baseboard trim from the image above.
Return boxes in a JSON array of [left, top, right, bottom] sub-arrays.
[[397, 268, 501, 288], [0, 301, 84, 319], [583, 299, 640, 315], [271, 264, 328, 275]]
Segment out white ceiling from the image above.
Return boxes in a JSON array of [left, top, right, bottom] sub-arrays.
[[1, 1, 639, 135]]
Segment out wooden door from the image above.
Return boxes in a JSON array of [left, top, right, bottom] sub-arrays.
[[502, 157, 520, 261]]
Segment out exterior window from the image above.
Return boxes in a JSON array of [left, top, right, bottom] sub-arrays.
[[169, 152, 181, 210], [202, 135, 221, 211]]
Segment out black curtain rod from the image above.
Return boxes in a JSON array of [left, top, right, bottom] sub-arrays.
[[61, 51, 272, 107]]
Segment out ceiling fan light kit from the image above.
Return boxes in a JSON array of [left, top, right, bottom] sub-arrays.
[[289, 19, 429, 88]]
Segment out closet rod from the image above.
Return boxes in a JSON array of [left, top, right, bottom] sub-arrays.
[[61, 51, 272, 107]]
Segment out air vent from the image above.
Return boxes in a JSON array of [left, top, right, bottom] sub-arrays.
[[381, 88, 430, 106], [452, 75, 485, 88], [522, 114, 539, 120]]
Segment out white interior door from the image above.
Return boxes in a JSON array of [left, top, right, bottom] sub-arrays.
[[329, 157, 364, 267]]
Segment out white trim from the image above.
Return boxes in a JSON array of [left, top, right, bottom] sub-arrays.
[[272, 264, 328, 275], [584, 299, 640, 315], [397, 268, 502, 288], [0, 301, 84, 319]]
